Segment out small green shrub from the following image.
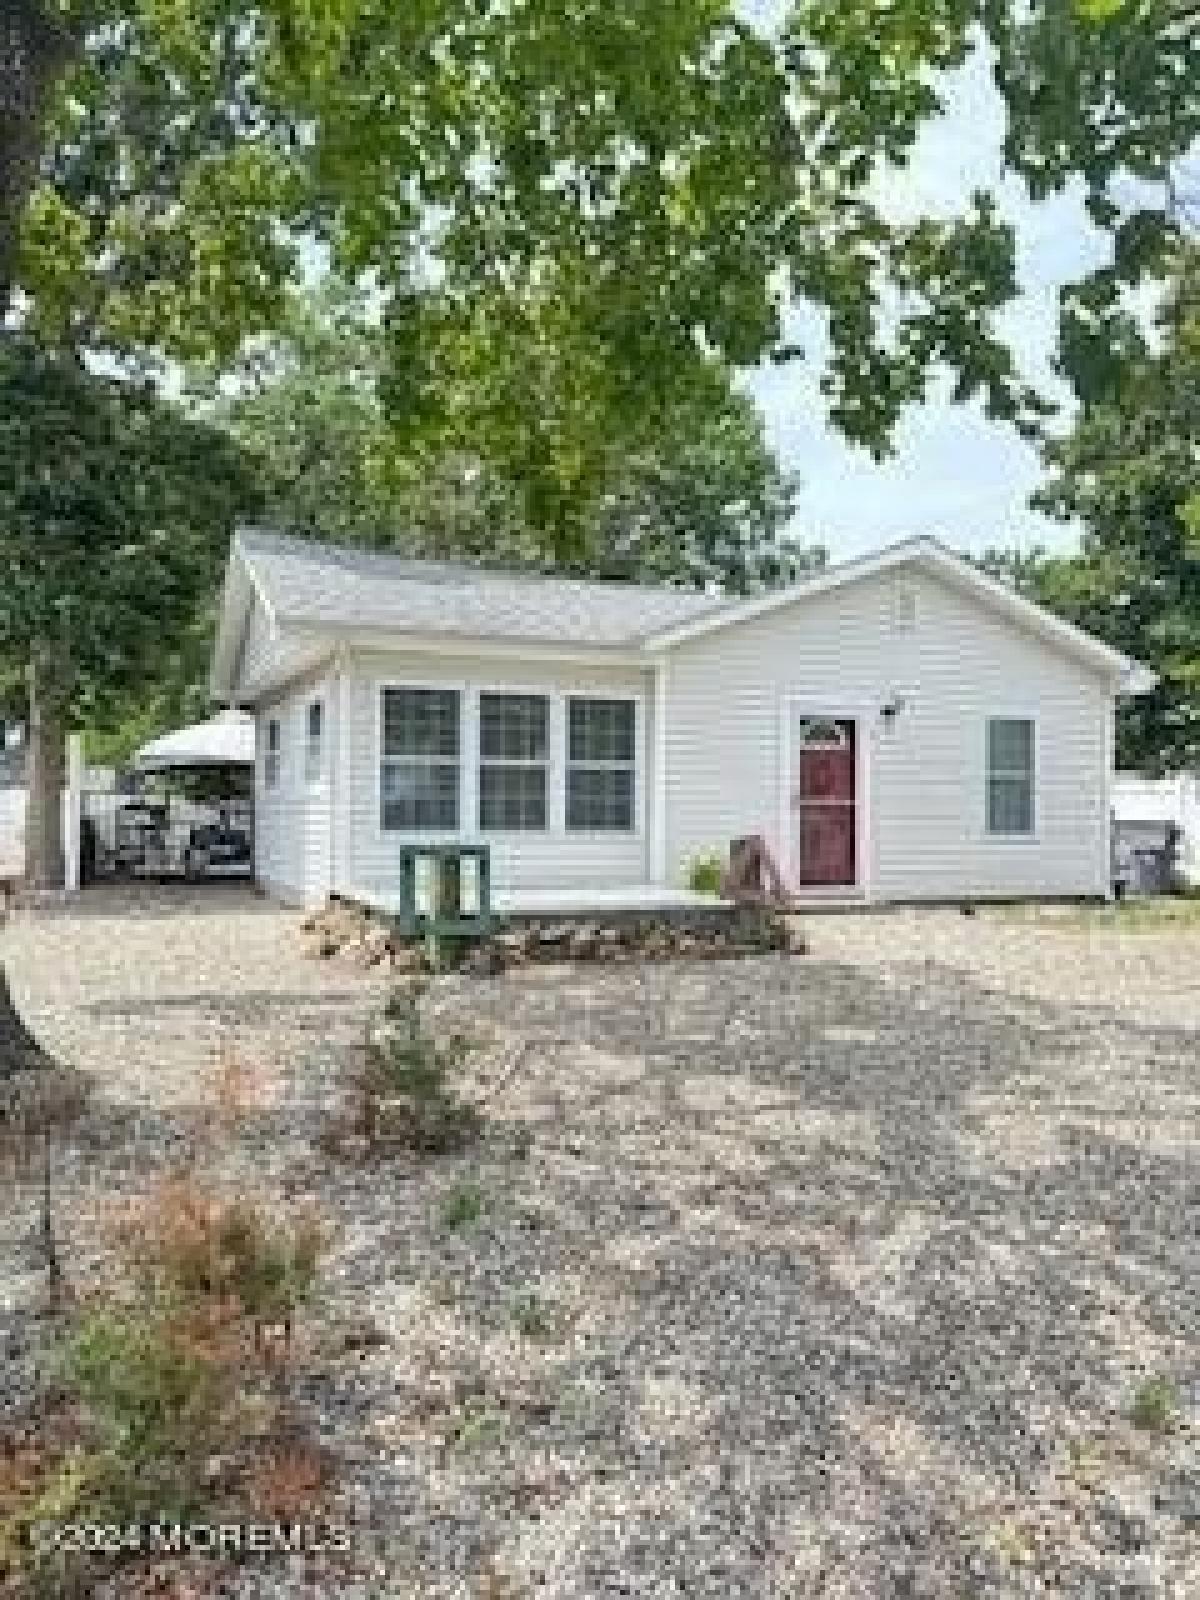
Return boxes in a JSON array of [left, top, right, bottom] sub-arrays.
[[511, 1293, 554, 1341], [441, 1181, 484, 1230], [1130, 1374, 1178, 1432], [362, 982, 481, 1154], [686, 851, 726, 896], [66, 1306, 229, 1519]]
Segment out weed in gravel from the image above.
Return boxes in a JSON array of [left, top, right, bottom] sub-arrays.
[[511, 1293, 555, 1341], [55, 1179, 330, 1540], [1130, 1374, 1178, 1432], [441, 1181, 485, 1230], [125, 1177, 324, 1344], [242, 1440, 330, 1518], [359, 982, 481, 1155], [451, 1401, 508, 1451]]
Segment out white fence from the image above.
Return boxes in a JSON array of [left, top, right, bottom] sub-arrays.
[[0, 788, 25, 878], [0, 789, 79, 881], [1112, 774, 1200, 886], [0, 739, 100, 888]]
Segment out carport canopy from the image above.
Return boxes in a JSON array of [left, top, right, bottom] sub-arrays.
[[133, 709, 254, 772]]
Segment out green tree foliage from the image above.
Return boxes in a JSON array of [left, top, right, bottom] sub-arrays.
[[987, 250, 1200, 772], [784, 0, 1199, 410], [217, 285, 821, 590], [0, 342, 258, 872]]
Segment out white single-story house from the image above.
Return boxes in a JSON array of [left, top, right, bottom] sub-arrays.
[[210, 528, 1154, 911]]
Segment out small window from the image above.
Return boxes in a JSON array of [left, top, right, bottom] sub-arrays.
[[567, 698, 635, 832], [305, 700, 324, 784], [987, 718, 1034, 835], [381, 687, 460, 831], [265, 717, 281, 790], [479, 693, 548, 831]]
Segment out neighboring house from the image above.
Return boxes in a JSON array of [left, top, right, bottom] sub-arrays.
[[210, 528, 1154, 911], [1112, 773, 1200, 889]]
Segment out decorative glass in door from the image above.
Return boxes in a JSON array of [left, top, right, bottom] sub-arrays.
[[793, 718, 857, 887]]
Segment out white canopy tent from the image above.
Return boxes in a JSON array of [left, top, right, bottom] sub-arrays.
[[134, 710, 254, 772]]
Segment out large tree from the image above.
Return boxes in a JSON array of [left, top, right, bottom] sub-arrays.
[[215, 284, 818, 588], [990, 249, 1199, 772], [0, 341, 258, 878]]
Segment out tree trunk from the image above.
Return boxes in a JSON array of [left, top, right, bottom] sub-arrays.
[[25, 657, 65, 890]]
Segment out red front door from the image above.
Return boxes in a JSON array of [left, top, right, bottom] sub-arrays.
[[794, 720, 857, 887]]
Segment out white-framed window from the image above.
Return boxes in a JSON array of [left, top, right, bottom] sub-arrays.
[[479, 692, 548, 831], [380, 687, 460, 831], [305, 699, 324, 785], [987, 717, 1035, 836], [567, 697, 635, 832], [265, 717, 281, 790]]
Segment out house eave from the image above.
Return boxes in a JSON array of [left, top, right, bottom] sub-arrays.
[[278, 619, 650, 671]]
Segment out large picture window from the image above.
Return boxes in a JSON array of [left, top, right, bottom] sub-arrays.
[[381, 688, 460, 831], [567, 697, 635, 832], [479, 693, 548, 831], [986, 717, 1034, 836]]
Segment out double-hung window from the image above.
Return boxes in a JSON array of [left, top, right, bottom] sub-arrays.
[[264, 718, 281, 790], [305, 700, 324, 784], [479, 693, 548, 831], [567, 697, 636, 832], [986, 717, 1035, 836], [380, 688, 460, 831]]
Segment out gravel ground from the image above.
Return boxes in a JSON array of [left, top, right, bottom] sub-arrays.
[[2, 887, 1198, 1598]]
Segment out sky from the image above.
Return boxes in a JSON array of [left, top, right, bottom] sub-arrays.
[[738, 5, 1117, 564]]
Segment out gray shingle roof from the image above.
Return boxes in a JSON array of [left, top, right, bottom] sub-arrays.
[[237, 528, 732, 648]]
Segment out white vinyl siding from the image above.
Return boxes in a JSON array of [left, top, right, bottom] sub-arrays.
[[235, 600, 324, 701], [253, 674, 336, 906], [663, 568, 1114, 902]]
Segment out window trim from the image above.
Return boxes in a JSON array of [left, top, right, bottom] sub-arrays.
[[478, 691, 550, 833], [378, 682, 464, 835], [566, 693, 639, 835], [264, 716, 281, 792], [305, 698, 325, 787], [985, 714, 1038, 840]]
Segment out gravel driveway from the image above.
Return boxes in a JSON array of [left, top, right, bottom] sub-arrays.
[[2, 888, 1198, 1598]]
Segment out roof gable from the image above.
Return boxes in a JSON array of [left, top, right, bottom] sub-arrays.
[[642, 536, 1154, 693], [210, 528, 1153, 703]]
